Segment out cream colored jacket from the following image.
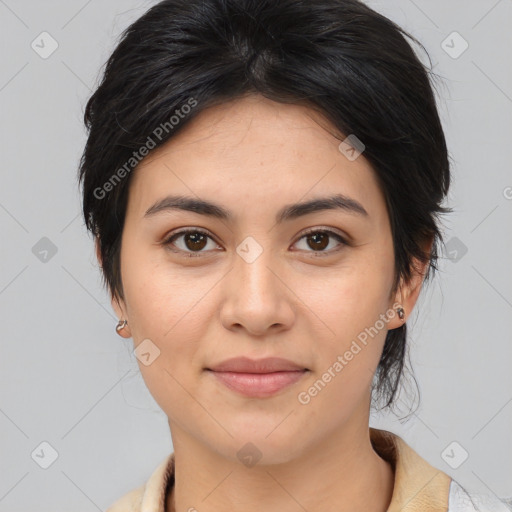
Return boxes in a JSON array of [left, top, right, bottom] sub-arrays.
[[106, 428, 511, 512]]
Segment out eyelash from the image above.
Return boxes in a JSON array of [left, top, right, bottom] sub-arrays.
[[161, 227, 348, 258]]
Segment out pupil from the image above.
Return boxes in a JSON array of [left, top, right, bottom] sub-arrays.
[[308, 232, 328, 251], [186, 233, 207, 251]]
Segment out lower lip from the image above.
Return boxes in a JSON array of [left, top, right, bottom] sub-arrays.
[[207, 370, 308, 398]]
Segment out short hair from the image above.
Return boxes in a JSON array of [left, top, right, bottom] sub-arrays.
[[78, 0, 452, 416]]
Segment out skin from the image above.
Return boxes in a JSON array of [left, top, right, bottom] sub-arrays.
[[98, 94, 431, 512]]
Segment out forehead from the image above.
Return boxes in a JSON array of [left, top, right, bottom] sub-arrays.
[[126, 95, 384, 221], [139, 95, 348, 163]]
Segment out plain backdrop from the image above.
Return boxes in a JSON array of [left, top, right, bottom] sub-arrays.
[[0, 0, 511, 510]]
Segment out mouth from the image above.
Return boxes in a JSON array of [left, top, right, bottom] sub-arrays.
[[205, 369, 309, 398], [205, 357, 309, 398]]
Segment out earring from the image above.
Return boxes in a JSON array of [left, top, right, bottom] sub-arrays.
[[396, 307, 405, 320], [116, 319, 128, 335]]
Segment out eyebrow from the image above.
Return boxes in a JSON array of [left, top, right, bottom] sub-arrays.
[[143, 193, 369, 223]]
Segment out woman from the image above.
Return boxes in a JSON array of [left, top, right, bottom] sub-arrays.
[[78, 0, 509, 510]]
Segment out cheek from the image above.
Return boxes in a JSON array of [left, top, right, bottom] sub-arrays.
[[119, 244, 217, 402], [302, 252, 394, 401], [297, 272, 392, 424], [314, 257, 394, 340], [128, 305, 204, 424], [120, 241, 201, 336]]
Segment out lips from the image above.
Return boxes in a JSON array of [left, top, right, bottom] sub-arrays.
[[206, 356, 307, 373], [205, 357, 309, 398]]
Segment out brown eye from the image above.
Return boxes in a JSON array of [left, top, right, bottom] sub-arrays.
[[306, 232, 329, 251], [294, 229, 347, 255], [163, 229, 219, 256], [182, 232, 208, 251]]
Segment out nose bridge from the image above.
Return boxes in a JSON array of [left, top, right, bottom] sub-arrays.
[[234, 234, 278, 300], [220, 234, 293, 334]]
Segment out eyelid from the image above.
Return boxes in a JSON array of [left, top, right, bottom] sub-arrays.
[[165, 227, 217, 242], [297, 226, 349, 243]]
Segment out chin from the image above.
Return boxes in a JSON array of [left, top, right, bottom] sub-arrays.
[[213, 423, 307, 466]]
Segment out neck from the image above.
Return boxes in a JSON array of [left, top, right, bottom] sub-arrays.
[[166, 423, 394, 512]]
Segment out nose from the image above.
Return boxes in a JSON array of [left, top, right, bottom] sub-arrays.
[[219, 242, 295, 337]]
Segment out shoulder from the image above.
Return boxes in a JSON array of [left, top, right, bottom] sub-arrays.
[[448, 479, 512, 512], [105, 453, 175, 512], [105, 484, 145, 512], [370, 428, 511, 512]]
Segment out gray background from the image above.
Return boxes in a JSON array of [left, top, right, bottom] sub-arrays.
[[0, 0, 511, 510]]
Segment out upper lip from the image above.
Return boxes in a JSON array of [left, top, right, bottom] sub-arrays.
[[206, 357, 307, 373]]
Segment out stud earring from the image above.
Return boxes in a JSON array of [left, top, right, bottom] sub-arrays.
[[116, 319, 128, 335], [396, 307, 405, 320]]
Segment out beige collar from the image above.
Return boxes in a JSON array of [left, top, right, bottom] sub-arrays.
[[369, 427, 452, 511], [108, 427, 452, 512]]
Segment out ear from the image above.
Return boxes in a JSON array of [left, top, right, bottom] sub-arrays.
[[95, 237, 131, 337], [387, 236, 434, 330]]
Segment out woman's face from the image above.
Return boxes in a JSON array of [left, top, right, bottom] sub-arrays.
[[107, 94, 421, 464]]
